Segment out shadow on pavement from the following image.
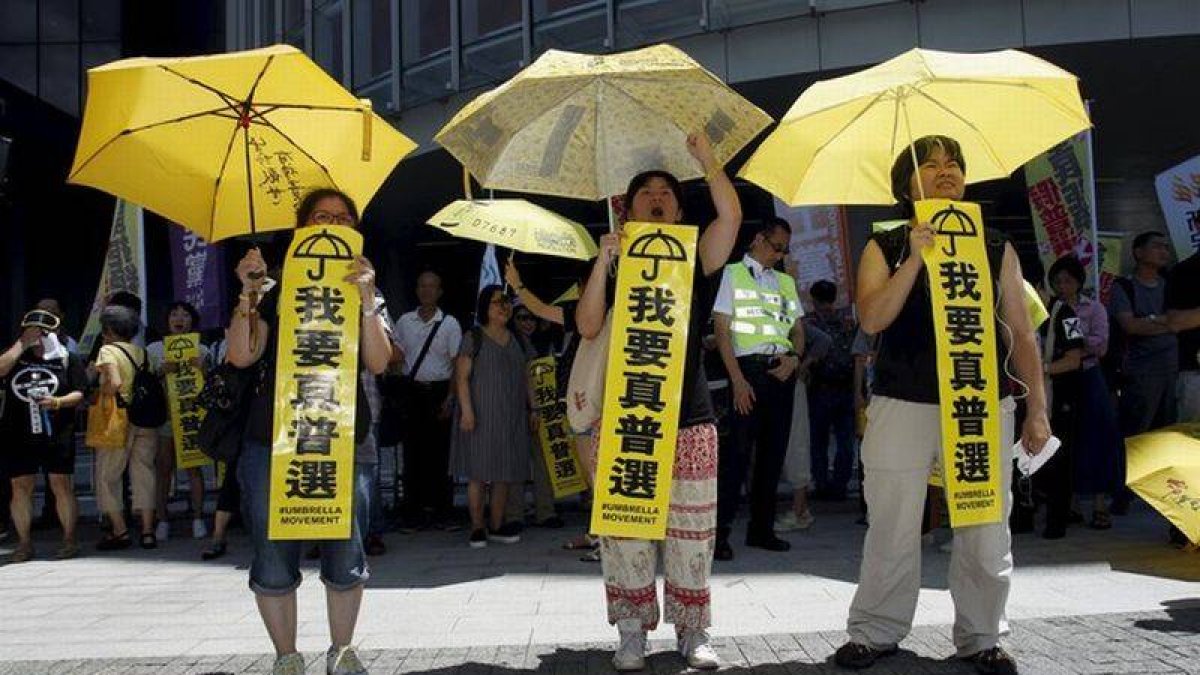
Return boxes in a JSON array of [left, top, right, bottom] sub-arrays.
[[1133, 600, 1200, 635]]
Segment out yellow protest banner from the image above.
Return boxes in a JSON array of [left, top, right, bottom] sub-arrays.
[[918, 199, 1004, 528], [590, 222, 697, 540], [528, 357, 587, 498], [269, 225, 362, 540], [164, 332, 211, 470]]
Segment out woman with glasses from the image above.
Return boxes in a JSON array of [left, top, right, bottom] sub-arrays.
[[228, 188, 395, 675], [450, 284, 535, 548]]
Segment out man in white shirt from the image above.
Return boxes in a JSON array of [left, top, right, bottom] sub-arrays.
[[712, 217, 806, 561], [394, 271, 463, 529]]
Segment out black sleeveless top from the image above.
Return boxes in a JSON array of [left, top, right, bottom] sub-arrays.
[[870, 224, 1012, 404]]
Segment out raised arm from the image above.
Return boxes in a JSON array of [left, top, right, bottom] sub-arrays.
[[692, 133, 743, 276], [507, 257, 565, 325]]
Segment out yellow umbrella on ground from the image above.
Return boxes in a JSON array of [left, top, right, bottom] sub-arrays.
[[1126, 423, 1200, 545], [435, 43, 771, 201], [740, 47, 1091, 206], [69, 45, 416, 241], [427, 199, 598, 261]]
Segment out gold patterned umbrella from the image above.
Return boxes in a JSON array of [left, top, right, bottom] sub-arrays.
[[435, 44, 772, 201]]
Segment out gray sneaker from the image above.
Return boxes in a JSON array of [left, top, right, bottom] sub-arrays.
[[271, 653, 306, 675], [327, 645, 368, 675]]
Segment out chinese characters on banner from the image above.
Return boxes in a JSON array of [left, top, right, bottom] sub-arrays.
[[268, 226, 362, 540], [1153, 154, 1200, 259], [79, 200, 147, 356], [590, 222, 697, 540], [164, 333, 211, 470], [168, 224, 226, 330], [917, 200, 1004, 528], [1024, 133, 1107, 296], [774, 201, 853, 309], [528, 357, 587, 498]]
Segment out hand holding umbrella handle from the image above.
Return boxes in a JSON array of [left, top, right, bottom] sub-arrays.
[[246, 270, 265, 351]]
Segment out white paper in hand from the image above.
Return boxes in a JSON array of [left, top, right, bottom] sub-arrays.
[[1014, 435, 1061, 477]]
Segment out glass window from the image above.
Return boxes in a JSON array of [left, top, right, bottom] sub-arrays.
[[260, 0, 279, 45], [0, 45, 37, 93], [314, 0, 345, 82], [40, 0, 80, 42], [463, 0, 520, 40], [81, 0, 121, 41], [707, 0, 805, 30], [0, 0, 36, 43], [615, 0, 703, 48], [39, 43, 81, 115], [402, 54, 450, 107], [461, 29, 522, 90], [533, 0, 601, 19], [284, 0, 306, 46], [533, 1, 606, 56], [402, 0, 450, 64], [353, 0, 392, 86]]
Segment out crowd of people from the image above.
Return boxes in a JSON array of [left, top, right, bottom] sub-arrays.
[[2, 134, 1198, 675]]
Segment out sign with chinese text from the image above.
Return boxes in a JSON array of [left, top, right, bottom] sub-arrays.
[[79, 200, 147, 356], [776, 202, 853, 309], [168, 224, 226, 330], [269, 225, 362, 540], [1025, 133, 1106, 294], [164, 333, 211, 470], [590, 222, 697, 540], [1097, 231, 1126, 305], [1154, 154, 1200, 259], [918, 200, 1003, 528], [529, 356, 587, 498]]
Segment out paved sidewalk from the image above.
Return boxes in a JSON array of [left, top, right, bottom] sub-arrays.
[[2, 501, 1198, 673]]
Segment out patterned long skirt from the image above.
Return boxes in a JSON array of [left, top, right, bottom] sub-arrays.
[[598, 422, 719, 630]]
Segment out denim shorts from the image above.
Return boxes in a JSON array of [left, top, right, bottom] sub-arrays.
[[238, 440, 372, 595]]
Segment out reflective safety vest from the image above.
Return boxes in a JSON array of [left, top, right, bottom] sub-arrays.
[[727, 263, 801, 353]]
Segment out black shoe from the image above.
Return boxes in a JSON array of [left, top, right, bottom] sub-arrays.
[[833, 641, 897, 669], [200, 541, 227, 561], [713, 538, 733, 561], [488, 522, 522, 544], [964, 646, 1018, 675], [96, 531, 132, 551], [139, 532, 157, 550], [469, 528, 487, 548], [745, 534, 791, 552]]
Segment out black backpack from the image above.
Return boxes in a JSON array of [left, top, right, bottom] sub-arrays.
[[112, 344, 170, 428]]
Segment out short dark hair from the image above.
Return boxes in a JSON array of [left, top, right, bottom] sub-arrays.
[[1047, 255, 1086, 287], [296, 188, 360, 228], [623, 170, 684, 221], [760, 216, 792, 238], [890, 135, 966, 214], [107, 291, 143, 314], [1131, 231, 1165, 251], [100, 305, 140, 341], [165, 301, 202, 331], [810, 280, 837, 305], [475, 284, 505, 327]]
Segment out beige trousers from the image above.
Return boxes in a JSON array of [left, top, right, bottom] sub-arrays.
[[94, 425, 158, 515], [847, 395, 1015, 656]]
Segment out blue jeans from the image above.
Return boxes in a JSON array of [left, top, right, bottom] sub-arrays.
[[238, 440, 371, 595], [808, 386, 856, 494]]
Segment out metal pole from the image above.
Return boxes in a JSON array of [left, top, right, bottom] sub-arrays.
[[521, 0, 533, 66], [342, 0, 353, 86], [390, 0, 401, 112], [449, 0, 461, 91]]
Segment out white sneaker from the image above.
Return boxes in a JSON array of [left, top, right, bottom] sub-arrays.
[[155, 520, 169, 542], [326, 645, 368, 675], [271, 652, 306, 675], [192, 518, 208, 540], [612, 619, 647, 671], [678, 628, 721, 670], [776, 510, 815, 532]]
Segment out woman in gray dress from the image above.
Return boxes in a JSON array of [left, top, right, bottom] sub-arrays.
[[451, 284, 535, 548]]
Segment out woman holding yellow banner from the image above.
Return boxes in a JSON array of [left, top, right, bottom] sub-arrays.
[[835, 136, 1051, 675], [576, 133, 738, 672], [228, 188, 395, 675]]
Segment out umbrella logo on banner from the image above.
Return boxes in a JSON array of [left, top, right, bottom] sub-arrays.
[[294, 229, 355, 281], [627, 229, 687, 281], [166, 335, 198, 361], [529, 361, 556, 379], [931, 203, 979, 257], [10, 367, 59, 404]]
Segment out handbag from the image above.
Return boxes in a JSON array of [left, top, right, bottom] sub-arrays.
[[195, 361, 262, 462], [85, 394, 128, 450], [565, 310, 612, 433]]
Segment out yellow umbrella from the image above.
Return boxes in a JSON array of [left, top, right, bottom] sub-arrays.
[[427, 199, 598, 261], [1125, 423, 1200, 545], [740, 47, 1090, 206], [554, 283, 581, 305], [69, 45, 416, 242], [435, 44, 771, 201]]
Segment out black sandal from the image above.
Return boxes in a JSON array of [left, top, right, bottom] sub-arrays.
[[96, 531, 132, 551], [201, 541, 227, 560], [139, 532, 158, 549]]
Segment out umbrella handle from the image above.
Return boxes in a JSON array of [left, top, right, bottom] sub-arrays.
[[462, 166, 474, 200], [360, 99, 373, 161]]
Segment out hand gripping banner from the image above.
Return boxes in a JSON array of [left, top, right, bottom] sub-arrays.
[[591, 222, 697, 540], [918, 199, 1003, 528], [269, 225, 362, 540], [164, 332, 211, 470], [528, 356, 587, 498]]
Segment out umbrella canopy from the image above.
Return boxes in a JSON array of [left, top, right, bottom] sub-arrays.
[[69, 45, 416, 241], [435, 44, 772, 201], [739, 47, 1091, 206], [427, 199, 598, 261], [1126, 423, 1200, 545]]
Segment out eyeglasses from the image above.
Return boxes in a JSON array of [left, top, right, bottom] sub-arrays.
[[515, 314, 535, 322], [308, 210, 355, 225]]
